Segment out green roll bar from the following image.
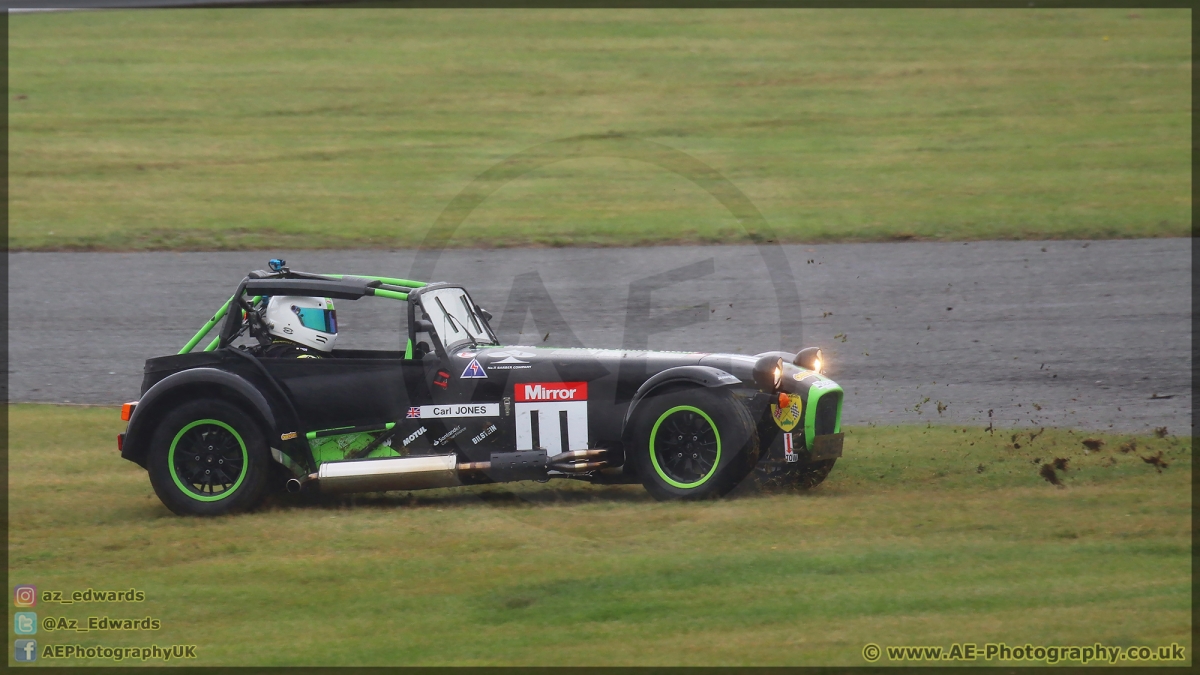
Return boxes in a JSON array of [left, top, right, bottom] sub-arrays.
[[179, 274, 427, 354], [320, 274, 427, 289], [179, 296, 235, 354]]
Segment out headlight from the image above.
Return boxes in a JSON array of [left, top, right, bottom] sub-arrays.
[[753, 355, 784, 392], [794, 347, 822, 373]]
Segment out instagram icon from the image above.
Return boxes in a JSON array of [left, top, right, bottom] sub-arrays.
[[13, 585, 36, 607]]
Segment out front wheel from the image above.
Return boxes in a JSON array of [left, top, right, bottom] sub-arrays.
[[146, 399, 270, 516], [633, 387, 759, 500]]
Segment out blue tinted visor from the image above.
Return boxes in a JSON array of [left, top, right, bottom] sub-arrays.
[[292, 306, 337, 334]]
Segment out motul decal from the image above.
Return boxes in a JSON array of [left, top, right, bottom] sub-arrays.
[[402, 426, 428, 447], [514, 381, 588, 402]]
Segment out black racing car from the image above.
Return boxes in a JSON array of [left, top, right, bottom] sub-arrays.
[[118, 261, 844, 515]]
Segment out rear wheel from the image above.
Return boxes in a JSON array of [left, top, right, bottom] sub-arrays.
[[146, 399, 270, 516], [633, 387, 759, 500]]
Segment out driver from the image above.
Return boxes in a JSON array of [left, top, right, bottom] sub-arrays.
[[256, 296, 338, 358]]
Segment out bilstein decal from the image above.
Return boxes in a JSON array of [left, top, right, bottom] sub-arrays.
[[472, 424, 498, 445]]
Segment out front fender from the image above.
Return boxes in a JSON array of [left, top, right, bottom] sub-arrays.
[[121, 367, 278, 469], [620, 365, 742, 440]]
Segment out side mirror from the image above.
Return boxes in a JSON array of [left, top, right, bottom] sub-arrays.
[[478, 308, 493, 322]]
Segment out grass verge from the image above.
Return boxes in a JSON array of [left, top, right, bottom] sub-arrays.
[[8, 9, 1191, 251], [7, 404, 1191, 666]]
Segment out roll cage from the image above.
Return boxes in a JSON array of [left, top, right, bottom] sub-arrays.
[[177, 264, 497, 359]]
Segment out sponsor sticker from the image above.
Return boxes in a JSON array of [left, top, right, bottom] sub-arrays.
[[408, 404, 500, 419], [486, 350, 534, 363], [485, 349, 535, 370], [783, 432, 799, 462], [793, 370, 817, 381], [514, 381, 588, 402], [280, 431, 298, 441], [472, 424, 498, 445], [401, 426, 427, 447], [432, 426, 465, 447], [457, 351, 477, 358], [461, 359, 488, 379], [771, 393, 803, 432], [514, 382, 589, 454], [810, 379, 839, 390]]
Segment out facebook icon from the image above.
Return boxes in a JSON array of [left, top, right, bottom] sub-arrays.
[[14, 639, 37, 662]]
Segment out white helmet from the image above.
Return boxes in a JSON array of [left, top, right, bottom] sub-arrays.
[[264, 296, 338, 352]]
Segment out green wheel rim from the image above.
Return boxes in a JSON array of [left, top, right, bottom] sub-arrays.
[[649, 405, 722, 489], [168, 419, 248, 502]]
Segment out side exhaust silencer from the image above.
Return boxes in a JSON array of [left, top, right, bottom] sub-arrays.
[[306, 454, 461, 493]]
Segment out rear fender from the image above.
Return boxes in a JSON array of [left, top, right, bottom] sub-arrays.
[[120, 368, 283, 469]]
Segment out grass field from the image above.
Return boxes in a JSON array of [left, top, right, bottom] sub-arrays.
[[6, 404, 1191, 666], [8, 9, 1191, 251]]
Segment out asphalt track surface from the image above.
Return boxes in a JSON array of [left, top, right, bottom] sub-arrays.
[[8, 239, 1191, 433]]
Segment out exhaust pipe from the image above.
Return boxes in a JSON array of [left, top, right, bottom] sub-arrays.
[[285, 478, 302, 493], [548, 448, 608, 473], [305, 453, 461, 494], [458, 448, 610, 479], [549, 449, 606, 463], [556, 460, 607, 473]]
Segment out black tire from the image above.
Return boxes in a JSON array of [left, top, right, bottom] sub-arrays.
[[632, 387, 759, 501], [146, 399, 270, 516]]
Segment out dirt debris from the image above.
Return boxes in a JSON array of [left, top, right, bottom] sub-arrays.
[[1139, 451, 1168, 473], [1039, 463, 1064, 487], [1118, 439, 1137, 454], [1081, 438, 1105, 452], [1154, 427, 1169, 438]]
